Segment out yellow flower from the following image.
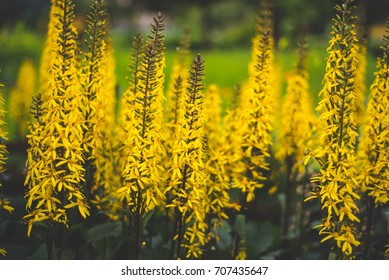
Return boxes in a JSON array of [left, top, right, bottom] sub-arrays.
[[8, 59, 36, 138], [305, 0, 361, 259], [117, 13, 166, 259], [0, 248, 6, 256], [79, 1, 120, 218], [231, 2, 274, 203], [167, 54, 207, 259], [358, 20, 389, 205], [335, 226, 361, 256], [0, 199, 14, 214], [24, 0, 89, 237], [0, 83, 12, 255], [0, 83, 7, 175]]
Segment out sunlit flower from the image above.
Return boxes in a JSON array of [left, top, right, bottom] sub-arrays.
[[304, 0, 360, 258], [8, 59, 36, 138], [166, 54, 207, 259], [24, 0, 89, 236]]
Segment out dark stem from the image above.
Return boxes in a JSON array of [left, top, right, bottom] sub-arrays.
[[361, 194, 376, 259], [175, 209, 184, 259], [134, 189, 142, 259], [174, 164, 189, 259], [298, 166, 309, 256], [46, 223, 54, 260], [282, 155, 294, 236], [170, 208, 179, 259], [232, 190, 248, 259]]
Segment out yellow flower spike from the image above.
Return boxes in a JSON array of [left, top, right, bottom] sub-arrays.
[[168, 54, 207, 259], [305, 0, 361, 259], [231, 0, 274, 207], [356, 19, 389, 257], [0, 83, 12, 255], [8, 59, 36, 138], [24, 0, 89, 237], [79, 1, 119, 217], [117, 13, 166, 259]]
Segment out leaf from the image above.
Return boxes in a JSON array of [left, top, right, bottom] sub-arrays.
[[384, 211, 389, 234], [215, 220, 232, 250], [0, 221, 8, 236], [86, 222, 121, 243], [247, 221, 274, 256], [31, 243, 48, 260], [233, 214, 246, 238], [328, 252, 337, 260], [260, 249, 283, 260], [141, 209, 155, 232]]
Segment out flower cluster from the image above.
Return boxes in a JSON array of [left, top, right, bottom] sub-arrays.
[[1, 0, 386, 261], [305, 0, 361, 258], [0, 83, 13, 256], [24, 0, 89, 237], [166, 54, 207, 259], [117, 13, 166, 258], [276, 31, 316, 235], [9, 59, 36, 138], [358, 20, 389, 206], [231, 0, 274, 203]]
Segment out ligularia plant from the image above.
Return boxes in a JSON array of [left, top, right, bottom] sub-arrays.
[[166, 54, 207, 259], [24, 0, 89, 249], [0, 83, 13, 256], [304, 0, 361, 259], [358, 19, 389, 258], [1, 0, 388, 261], [117, 13, 166, 259], [9, 59, 36, 138]]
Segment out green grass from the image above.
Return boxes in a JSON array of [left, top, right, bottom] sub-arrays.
[[112, 43, 252, 95], [0, 25, 379, 114], [0, 23, 43, 88]]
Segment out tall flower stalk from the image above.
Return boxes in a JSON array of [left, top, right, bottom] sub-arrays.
[[358, 19, 389, 259], [203, 84, 237, 253], [9, 59, 36, 138], [79, 0, 119, 211], [232, 0, 274, 204], [228, 0, 275, 260], [166, 54, 207, 259], [24, 0, 89, 258], [277, 31, 315, 236], [39, 0, 61, 97], [117, 13, 166, 259], [304, 0, 360, 259], [91, 40, 121, 219], [0, 83, 13, 256], [163, 29, 191, 209], [354, 0, 368, 126]]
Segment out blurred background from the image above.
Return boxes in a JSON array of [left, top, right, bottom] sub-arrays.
[[0, 0, 388, 92]]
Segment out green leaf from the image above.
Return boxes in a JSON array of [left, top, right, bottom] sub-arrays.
[[247, 221, 274, 256], [384, 211, 389, 234], [215, 220, 232, 250], [233, 214, 246, 238], [31, 243, 48, 260], [328, 252, 337, 260], [0, 221, 8, 236], [141, 209, 156, 232], [86, 222, 121, 243]]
